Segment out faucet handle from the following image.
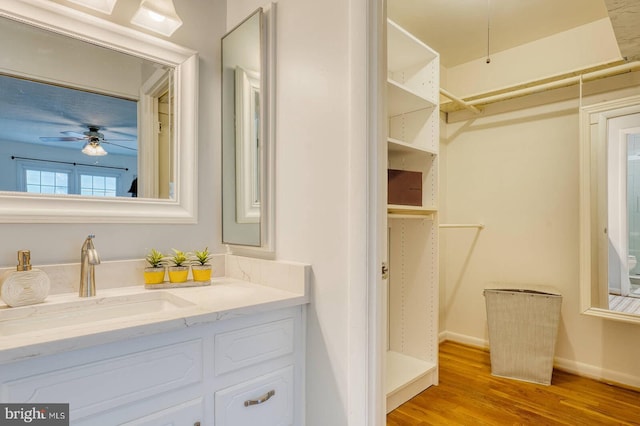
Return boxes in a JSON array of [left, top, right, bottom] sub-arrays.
[[86, 235, 100, 265], [83, 234, 100, 265], [87, 248, 101, 265]]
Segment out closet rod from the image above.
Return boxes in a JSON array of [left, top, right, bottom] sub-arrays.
[[439, 88, 482, 114], [439, 223, 484, 229], [464, 61, 640, 107]]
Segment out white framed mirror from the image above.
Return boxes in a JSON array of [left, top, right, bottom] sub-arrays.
[[580, 94, 640, 324], [221, 6, 275, 255], [0, 0, 198, 223]]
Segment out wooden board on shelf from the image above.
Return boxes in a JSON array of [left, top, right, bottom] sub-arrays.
[[388, 204, 437, 216], [145, 280, 211, 289]]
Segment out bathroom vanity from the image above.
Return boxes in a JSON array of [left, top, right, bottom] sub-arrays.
[[0, 256, 309, 426]]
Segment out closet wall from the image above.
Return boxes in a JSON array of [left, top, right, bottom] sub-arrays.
[[441, 70, 640, 388]]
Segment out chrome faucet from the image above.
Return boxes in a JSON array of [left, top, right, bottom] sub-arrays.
[[79, 234, 100, 297]]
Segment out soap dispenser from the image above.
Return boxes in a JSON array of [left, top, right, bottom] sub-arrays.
[[0, 250, 50, 307]]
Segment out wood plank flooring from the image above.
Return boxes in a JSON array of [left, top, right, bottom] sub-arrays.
[[387, 341, 640, 425]]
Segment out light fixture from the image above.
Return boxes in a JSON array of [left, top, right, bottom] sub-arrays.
[[131, 0, 183, 37], [66, 0, 118, 15], [82, 138, 108, 156]]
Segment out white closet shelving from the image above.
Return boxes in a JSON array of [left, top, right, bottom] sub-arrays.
[[386, 18, 440, 413]]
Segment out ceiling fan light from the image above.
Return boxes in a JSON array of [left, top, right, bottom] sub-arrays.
[[82, 141, 108, 156], [131, 0, 183, 37], [67, 0, 118, 15]]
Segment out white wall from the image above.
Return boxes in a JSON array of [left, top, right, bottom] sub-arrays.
[[441, 75, 640, 388], [0, 0, 226, 264], [227, 1, 371, 424]]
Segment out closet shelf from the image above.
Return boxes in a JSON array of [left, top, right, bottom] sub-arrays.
[[385, 17, 439, 412], [386, 350, 437, 394], [388, 205, 437, 217], [387, 19, 438, 72], [387, 79, 437, 117], [388, 138, 437, 156], [386, 350, 437, 412]]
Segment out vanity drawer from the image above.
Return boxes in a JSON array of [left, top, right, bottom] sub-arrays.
[[2, 339, 203, 421], [119, 397, 204, 426], [214, 366, 293, 426], [214, 317, 294, 376]]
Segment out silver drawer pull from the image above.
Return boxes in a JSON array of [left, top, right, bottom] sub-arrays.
[[244, 389, 276, 407]]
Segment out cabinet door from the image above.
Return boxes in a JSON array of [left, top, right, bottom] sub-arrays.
[[2, 339, 203, 422], [215, 366, 294, 426]]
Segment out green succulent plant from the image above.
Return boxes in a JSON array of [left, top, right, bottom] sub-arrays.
[[145, 248, 165, 268], [167, 249, 190, 267], [192, 247, 212, 266]]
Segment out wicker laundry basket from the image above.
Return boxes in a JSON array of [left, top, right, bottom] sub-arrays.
[[483, 286, 562, 385]]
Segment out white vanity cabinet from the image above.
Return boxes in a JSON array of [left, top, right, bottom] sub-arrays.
[[0, 306, 304, 426], [386, 18, 440, 412]]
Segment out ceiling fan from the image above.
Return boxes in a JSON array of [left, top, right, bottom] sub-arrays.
[[39, 125, 136, 156]]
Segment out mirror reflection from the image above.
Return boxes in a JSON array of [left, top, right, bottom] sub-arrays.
[[222, 9, 263, 246], [607, 110, 640, 308], [580, 95, 640, 322], [0, 15, 174, 199]]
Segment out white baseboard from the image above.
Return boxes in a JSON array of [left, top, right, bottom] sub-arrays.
[[439, 331, 488, 349], [442, 331, 640, 389], [553, 357, 640, 389]]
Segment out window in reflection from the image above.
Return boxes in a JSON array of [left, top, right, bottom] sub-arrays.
[[607, 111, 640, 312], [18, 160, 126, 197], [627, 132, 640, 296], [25, 168, 69, 194]]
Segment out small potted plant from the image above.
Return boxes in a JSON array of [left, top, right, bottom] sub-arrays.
[[144, 248, 166, 284], [191, 247, 213, 282], [166, 249, 191, 283]]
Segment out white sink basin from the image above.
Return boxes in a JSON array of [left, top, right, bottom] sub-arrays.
[[0, 291, 195, 336]]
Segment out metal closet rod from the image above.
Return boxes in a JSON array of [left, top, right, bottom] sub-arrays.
[[439, 223, 485, 229], [439, 60, 640, 114]]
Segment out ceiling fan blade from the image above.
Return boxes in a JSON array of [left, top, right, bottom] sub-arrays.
[[39, 137, 83, 142], [61, 131, 86, 138], [102, 141, 137, 151]]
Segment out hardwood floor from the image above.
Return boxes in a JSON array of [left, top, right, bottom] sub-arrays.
[[387, 341, 640, 425]]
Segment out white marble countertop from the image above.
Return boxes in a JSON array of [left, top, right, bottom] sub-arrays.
[[0, 277, 308, 365]]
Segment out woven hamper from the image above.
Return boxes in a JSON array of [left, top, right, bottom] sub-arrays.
[[483, 287, 562, 385]]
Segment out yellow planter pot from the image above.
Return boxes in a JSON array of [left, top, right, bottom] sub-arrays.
[[144, 267, 165, 284], [191, 265, 212, 282], [168, 266, 189, 283]]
